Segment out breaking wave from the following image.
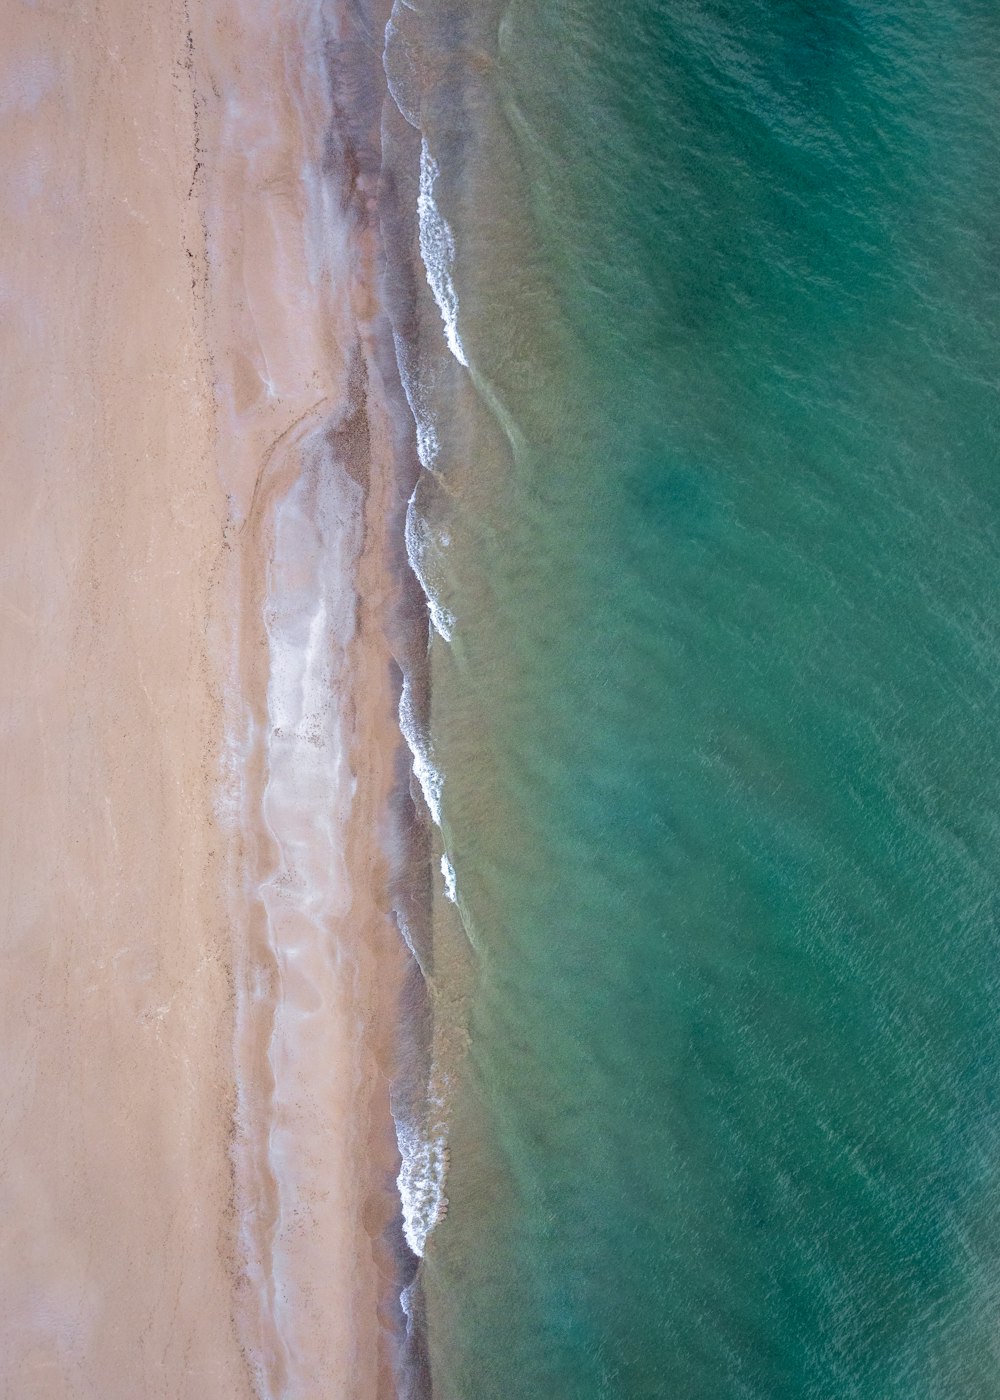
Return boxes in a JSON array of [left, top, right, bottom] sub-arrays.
[[392, 328, 440, 474], [398, 672, 443, 828], [441, 853, 458, 903], [394, 1077, 451, 1258], [418, 137, 469, 368], [405, 489, 455, 643], [383, 18, 473, 1283]]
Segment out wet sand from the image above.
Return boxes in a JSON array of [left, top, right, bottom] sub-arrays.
[[0, 0, 412, 1393]]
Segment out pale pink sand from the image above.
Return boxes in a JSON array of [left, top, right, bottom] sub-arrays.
[[0, 0, 409, 1393]]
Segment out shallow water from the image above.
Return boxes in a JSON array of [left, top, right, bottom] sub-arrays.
[[388, 1, 1000, 1394]]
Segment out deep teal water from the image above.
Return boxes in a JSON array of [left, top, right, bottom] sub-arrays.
[[407, 2, 1000, 1395]]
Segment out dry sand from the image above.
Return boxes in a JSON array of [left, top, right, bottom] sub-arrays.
[[0, 0, 411, 1394]]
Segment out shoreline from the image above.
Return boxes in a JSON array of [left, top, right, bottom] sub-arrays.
[[196, 0, 437, 1391], [0, 0, 439, 1389]]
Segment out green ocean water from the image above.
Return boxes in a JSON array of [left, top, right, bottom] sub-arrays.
[[403, 1, 1000, 1395]]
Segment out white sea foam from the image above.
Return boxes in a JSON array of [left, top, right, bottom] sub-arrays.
[[394, 1077, 450, 1257], [399, 1277, 419, 1339], [415, 416, 440, 474], [394, 341, 456, 639], [404, 489, 454, 642], [418, 138, 468, 369], [393, 329, 440, 473], [396, 1119, 448, 1258], [441, 853, 457, 903], [380, 41, 470, 1280], [398, 673, 443, 827]]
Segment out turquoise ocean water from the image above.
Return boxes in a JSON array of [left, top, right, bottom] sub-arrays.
[[389, 1, 1000, 1394]]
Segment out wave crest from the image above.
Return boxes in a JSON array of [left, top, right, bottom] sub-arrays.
[[398, 673, 443, 827], [394, 1083, 450, 1258], [418, 138, 468, 368], [405, 488, 455, 643]]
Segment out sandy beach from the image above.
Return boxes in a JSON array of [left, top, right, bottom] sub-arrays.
[[0, 0, 413, 1393]]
